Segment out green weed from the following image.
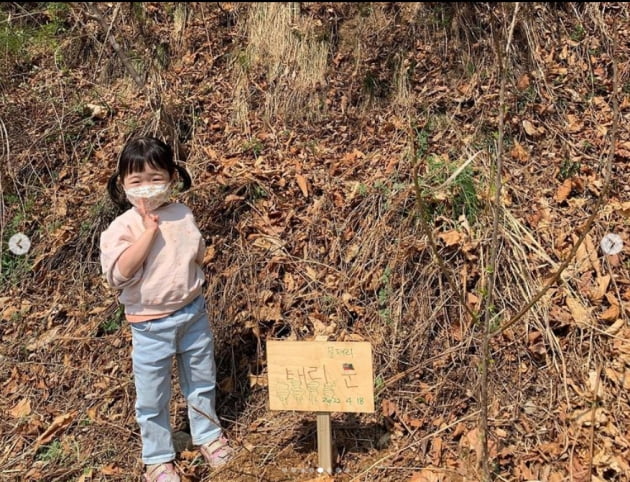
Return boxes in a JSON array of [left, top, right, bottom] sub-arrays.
[[249, 183, 268, 201], [0, 3, 69, 68], [558, 158, 580, 180], [356, 183, 368, 197], [378, 308, 393, 325], [452, 165, 479, 221], [414, 126, 430, 160], [374, 374, 385, 391], [98, 305, 124, 335], [570, 24, 585, 42], [321, 295, 337, 313], [243, 138, 263, 157], [419, 154, 480, 223], [36, 440, 64, 462]]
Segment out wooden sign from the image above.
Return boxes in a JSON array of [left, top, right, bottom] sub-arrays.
[[267, 340, 374, 413]]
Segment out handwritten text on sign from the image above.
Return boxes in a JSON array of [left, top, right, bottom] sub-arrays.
[[267, 341, 374, 413]]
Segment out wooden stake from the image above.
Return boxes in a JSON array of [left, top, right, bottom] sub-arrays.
[[316, 412, 333, 474], [315, 335, 333, 473]]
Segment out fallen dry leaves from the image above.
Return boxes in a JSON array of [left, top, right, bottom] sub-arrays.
[[1, 3, 629, 482]]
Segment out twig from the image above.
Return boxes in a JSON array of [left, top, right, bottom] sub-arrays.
[[587, 363, 603, 477], [480, 4, 520, 479], [93, 2, 120, 82], [434, 151, 482, 192], [0, 116, 7, 257], [83, 2, 145, 90], [378, 341, 467, 394]]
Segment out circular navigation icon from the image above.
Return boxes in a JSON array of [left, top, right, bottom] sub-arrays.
[[8, 233, 31, 255], [600, 233, 623, 256]]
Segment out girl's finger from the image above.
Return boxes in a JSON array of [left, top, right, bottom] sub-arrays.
[[137, 200, 146, 216]]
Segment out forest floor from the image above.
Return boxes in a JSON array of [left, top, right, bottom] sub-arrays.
[[1, 3, 630, 482]]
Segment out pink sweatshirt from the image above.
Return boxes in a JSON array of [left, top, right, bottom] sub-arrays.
[[100, 203, 205, 321]]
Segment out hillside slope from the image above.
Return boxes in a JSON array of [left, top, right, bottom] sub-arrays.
[[1, 3, 629, 481]]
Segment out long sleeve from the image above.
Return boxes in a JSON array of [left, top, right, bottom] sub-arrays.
[[196, 234, 206, 265], [100, 220, 144, 289]]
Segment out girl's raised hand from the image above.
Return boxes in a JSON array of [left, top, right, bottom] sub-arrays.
[[137, 199, 159, 231]]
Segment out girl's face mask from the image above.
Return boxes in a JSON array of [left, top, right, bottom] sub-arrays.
[[124, 183, 171, 212]]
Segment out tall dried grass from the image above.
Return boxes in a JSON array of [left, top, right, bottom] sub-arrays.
[[231, 3, 329, 127]]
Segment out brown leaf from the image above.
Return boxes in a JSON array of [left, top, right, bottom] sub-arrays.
[[9, 398, 32, 418], [344, 244, 360, 263], [35, 411, 77, 449], [381, 399, 397, 417], [180, 449, 197, 461], [224, 194, 245, 203], [616, 201, 630, 218], [537, 442, 562, 457], [572, 406, 608, 427], [599, 304, 620, 321], [296, 174, 309, 198], [251, 235, 285, 251], [248, 373, 267, 388], [438, 229, 462, 247], [565, 294, 592, 329], [566, 114, 584, 133], [462, 428, 482, 461], [202, 245, 216, 265], [522, 119, 543, 137], [584, 234, 601, 274], [429, 436, 443, 466], [100, 465, 123, 476], [510, 139, 529, 162], [605, 366, 630, 390], [605, 318, 625, 335], [554, 178, 573, 203], [517, 74, 530, 91], [26, 326, 61, 352], [85, 103, 107, 120], [409, 469, 442, 482], [254, 305, 282, 322], [219, 376, 235, 393], [283, 272, 296, 291], [574, 234, 600, 274], [341, 149, 364, 163], [589, 275, 610, 302]]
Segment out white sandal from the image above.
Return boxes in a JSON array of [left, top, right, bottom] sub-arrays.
[[143, 463, 180, 482], [200, 436, 234, 468]]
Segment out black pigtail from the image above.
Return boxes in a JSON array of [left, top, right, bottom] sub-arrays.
[[107, 172, 130, 210], [175, 164, 192, 192]]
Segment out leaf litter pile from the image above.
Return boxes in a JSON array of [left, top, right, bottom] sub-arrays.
[[1, 3, 629, 481]]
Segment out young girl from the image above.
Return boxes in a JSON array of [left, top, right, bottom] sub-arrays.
[[99, 136, 233, 482]]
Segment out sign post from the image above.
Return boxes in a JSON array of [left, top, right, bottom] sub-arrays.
[[316, 411, 333, 473], [267, 338, 374, 473]]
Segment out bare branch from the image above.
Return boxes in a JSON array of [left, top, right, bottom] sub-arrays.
[[83, 2, 145, 90], [491, 19, 619, 337]]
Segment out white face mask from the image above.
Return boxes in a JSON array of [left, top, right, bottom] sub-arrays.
[[125, 183, 171, 212]]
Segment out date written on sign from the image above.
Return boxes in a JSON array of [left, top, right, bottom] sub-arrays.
[[267, 340, 374, 413]]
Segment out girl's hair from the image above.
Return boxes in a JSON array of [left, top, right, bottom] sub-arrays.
[[107, 136, 192, 209]]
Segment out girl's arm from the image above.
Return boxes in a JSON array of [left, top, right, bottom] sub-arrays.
[[116, 208, 159, 279]]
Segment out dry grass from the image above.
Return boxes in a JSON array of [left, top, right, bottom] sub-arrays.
[[231, 3, 329, 127], [2, 3, 630, 481]]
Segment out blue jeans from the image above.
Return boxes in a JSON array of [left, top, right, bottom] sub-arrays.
[[130, 295, 222, 465]]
